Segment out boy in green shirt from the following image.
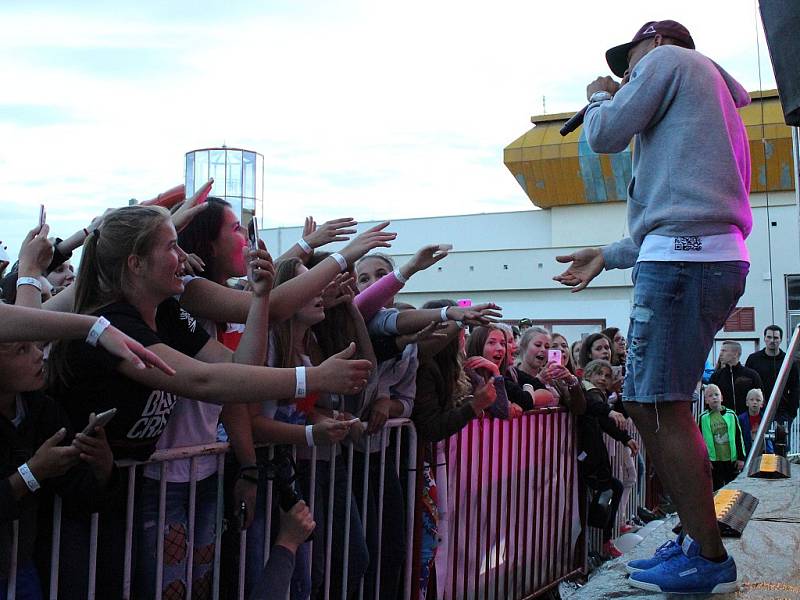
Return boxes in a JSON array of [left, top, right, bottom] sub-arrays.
[[699, 384, 746, 490]]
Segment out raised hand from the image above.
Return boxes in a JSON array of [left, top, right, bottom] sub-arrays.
[[171, 179, 213, 233], [311, 342, 372, 395], [320, 273, 357, 309], [447, 302, 503, 326], [302, 217, 358, 249], [399, 243, 451, 279], [339, 221, 397, 265], [17, 224, 53, 277], [553, 248, 604, 292], [472, 380, 497, 416], [245, 248, 275, 298]]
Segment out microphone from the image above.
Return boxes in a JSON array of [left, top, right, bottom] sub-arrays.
[[559, 105, 589, 136]]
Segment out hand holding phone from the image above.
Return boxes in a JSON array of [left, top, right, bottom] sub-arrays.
[[80, 408, 117, 437]]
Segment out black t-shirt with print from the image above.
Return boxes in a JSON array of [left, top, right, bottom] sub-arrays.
[[56, 298, 210, 461]]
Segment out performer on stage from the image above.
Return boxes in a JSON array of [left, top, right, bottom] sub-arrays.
[[554, 20, 752, 595]]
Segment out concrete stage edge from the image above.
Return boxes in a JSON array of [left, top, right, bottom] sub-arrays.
[[562, 463, 800, 599]]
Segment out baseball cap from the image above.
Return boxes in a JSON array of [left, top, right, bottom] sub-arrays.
[[605, 20, 695, 77]]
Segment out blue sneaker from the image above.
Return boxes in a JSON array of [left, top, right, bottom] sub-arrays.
[[625, 538, 682, 574], [628, 536, 738, 594]]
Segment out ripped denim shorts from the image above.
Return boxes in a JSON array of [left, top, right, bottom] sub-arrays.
[[623, 260, 749, 403]]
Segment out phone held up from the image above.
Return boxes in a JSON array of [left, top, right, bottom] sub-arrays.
[[80, 408, 117, 437], [547, 349, 562, 365], [247, 217, 260, 253]]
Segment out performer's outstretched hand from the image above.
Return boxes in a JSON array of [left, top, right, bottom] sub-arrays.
[[553, 248, 605, 292]]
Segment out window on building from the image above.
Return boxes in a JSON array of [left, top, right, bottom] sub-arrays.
[[723, 307, 755, 332], [786, 275, 800, 339]]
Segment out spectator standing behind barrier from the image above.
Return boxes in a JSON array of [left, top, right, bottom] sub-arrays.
[[571, 340, 583, 376], [465, 325, 520, 416], [738, 388, 773, 456], [579, 360, 638, 559], [248, 257, 366, 600], [134, 196, 272, 599], [46, 205, 372, 598], [709, 341, 763, 415], [411, 299, 499, 596], [1, 339, 117, 600], [745, 325, 799, 448], [551, 332, 576, 375], [698, 385, 745, 490], [515, 326, 584, 411]]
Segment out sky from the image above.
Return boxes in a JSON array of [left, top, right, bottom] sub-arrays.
[[0, 0, 777, 264]]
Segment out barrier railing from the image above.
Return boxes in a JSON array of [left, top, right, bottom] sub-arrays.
[[433, 407, 584, 600], [3, 419, 417, 600]]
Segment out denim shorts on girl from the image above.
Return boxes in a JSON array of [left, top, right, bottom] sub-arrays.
[[623, 261, 749, 403]]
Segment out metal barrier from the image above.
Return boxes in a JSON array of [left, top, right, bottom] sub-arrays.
[[435, 408, 584, 600], [3, 419, 417, 600], [586, 425, 647, 555]]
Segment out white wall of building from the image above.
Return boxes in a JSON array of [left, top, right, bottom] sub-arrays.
[[262, 190, 798, 352]]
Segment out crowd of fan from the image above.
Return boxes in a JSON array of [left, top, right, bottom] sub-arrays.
[[1, 183, 796, 600]]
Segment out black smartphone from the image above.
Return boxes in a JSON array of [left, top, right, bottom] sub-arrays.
[[247, 217, 260, 253]]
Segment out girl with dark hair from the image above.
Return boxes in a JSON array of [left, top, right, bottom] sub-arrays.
[[411, 300, 499, 597], [47, 205, 372, 598], [464, 325, 524, 416], [578, 332, 613, 370]]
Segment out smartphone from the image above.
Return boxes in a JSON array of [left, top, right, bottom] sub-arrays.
[[80, 408, 117, 436], [0, 245, 10, 263], [457, 298, 472, 307], [247, 217, 260, 253], [611, 365, 624, 379], [547, 349, 562, 364], [38, 204, 46, 228]]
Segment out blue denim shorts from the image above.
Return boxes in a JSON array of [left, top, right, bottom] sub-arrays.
[[623, 261, 748, 403]]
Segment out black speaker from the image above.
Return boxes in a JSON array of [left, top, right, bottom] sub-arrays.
[[759, 0, 800, 125]]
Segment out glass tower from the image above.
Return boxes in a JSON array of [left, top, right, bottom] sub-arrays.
[[184, 146, 264, 225]]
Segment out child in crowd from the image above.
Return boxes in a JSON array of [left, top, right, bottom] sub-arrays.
[[579, 359, 638, 559], [698, 384, 746, 491], [465, 325, 518, 416], [1, 338, 116, 600], [738, 388, 773, 457]]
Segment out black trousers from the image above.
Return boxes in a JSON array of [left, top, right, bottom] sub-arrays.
[[711, 460, 738, 491], [588, 477, 624, 543]]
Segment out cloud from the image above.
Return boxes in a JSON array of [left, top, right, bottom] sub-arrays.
[[0, 0, 777, 262]]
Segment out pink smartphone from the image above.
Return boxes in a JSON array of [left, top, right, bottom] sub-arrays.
[[457, 298, 472, 307], [547, 349, 562, 364]]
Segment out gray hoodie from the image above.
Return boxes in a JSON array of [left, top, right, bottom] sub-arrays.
[[584, 45, 752, 270]]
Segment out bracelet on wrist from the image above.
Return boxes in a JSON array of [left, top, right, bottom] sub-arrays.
[[86, 316, 111, 347], [440, 306, 449, 322], [305, 424, 315, 447], [393, 268, 409, 284], [17, 463, 41, 492], [238, 473, 259, 484], [330, 252, 348, 273], [297, 238, 313, 254], [16, 276, 42, 292], [295, 366, 307, 398]]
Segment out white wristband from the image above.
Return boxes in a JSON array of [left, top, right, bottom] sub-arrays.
[[17, 463, 41, 492], [16, 276, 42, 292], [393, 268, 408, 284], [297, 238, 313, 254], [330, 252, 348, 273], [305, 424, 315, 447], [86, 316, 111, 347], [440, 306, 450, 322], [295, 366, 307, 398]]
